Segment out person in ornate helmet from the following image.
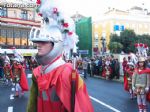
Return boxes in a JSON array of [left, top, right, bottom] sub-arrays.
[[27, 0, 93, 112], [124, 62, 135, 99], [132, 57, 150, 112], [29, 56, 38, 70], [11, 57, 29, 97], [3, 55, 13, 86]]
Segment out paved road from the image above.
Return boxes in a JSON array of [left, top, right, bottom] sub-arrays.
[[0, 71, 150, 112]]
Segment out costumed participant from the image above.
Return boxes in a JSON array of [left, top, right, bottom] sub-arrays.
[[102, 62, 112, 80], [124, 62, 135, 99], [132, 57, 150, 112], [3, 55, 13, 86], [12, 54, 29, 97], [122, 57, 128, 75], [29, 56, 38, 70], [27, 0, 94, 112]]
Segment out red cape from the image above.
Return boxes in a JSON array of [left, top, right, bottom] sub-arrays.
[[124, 75, 129, 91], [14, 64, 29, 91], [33, 63, 94, 112], [136, 68, 150, 74], [124, 69, 133, 91]]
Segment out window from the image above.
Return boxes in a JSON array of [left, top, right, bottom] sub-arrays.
[[1, 29, 7, 37], [0, 29, 7, 44], [0, 7, 7, 17], [21, 10, 28, 20], [95, 44, 98, 47], [14, 30, 20, 38], [21, 30, 28, 38], [7, 29, 13, 38]]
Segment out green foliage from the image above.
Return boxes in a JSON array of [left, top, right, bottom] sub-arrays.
[[108, 42, 123, 53], [109, 29, 150, 54], [120, 29, 136, 53], [110, 34, 121, 42]]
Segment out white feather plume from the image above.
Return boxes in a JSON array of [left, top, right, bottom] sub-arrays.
[[37, 0, 79, 57]]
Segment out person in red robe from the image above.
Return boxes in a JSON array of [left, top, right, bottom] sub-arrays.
[[27, 1, 94, 111], [122, 57, 128, 75], [3, 60, 13, 86], [12, 58, 29, 97], [27, 29, 94, 112], [123, 62, 135, 99], [102, 64, 112, 80]]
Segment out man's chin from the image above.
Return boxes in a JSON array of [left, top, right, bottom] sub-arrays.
[[36, 53, 44, 57]]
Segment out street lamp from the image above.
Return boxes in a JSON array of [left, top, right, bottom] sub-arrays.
[[100, 36, 106, 55]]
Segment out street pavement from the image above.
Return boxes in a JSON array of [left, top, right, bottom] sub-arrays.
[[0, 70, 150, 112]]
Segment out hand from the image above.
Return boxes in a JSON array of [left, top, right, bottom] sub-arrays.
[[145, 87, 149, 92], [132, 87, 135, 91]]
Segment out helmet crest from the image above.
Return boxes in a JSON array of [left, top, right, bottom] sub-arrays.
[[29, 0, 79, 60]]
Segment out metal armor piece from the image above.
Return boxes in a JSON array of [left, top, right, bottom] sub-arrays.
[[135, 74, 147, 88], [29, 25, 63, 42], [4, 65, 11, 79], [133, 73, 148, 94], [30, 26, 64, 66], [13, 67, 21, 83]]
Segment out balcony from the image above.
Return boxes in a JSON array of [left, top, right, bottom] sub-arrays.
[[1, 16, 41, 27]]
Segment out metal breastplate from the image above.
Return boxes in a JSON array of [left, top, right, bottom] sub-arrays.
[[4, 67, 10, 75], [13, 68, 21, 82], [13, 68, 21, 76], [135, 74, 147, 88]]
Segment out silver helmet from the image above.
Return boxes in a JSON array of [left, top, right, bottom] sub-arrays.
[[29, 25, 64, 65]]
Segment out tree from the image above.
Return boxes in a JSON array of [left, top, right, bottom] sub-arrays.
[[120, 29, 136, 53], [108, 42, 123, 53], [110, 34, 121, 42], [108, 29, 150, 54]]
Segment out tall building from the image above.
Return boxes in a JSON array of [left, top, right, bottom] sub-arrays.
[[92, 6, 150, 56], [0, 0, 41, 48]]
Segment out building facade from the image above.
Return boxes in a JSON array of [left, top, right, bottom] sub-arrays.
[[0, 0, 41, 49], [92, 6, 150, 56]]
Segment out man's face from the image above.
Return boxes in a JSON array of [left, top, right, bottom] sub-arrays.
[[139, 61, 144, 67], [129, 65, 134, 69], [35, 41, 53, 56]]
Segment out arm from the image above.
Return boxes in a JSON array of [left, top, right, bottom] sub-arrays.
[[145, 74, 150, 92], [26, 75, 38, 112], [132, 72, 136, 90]]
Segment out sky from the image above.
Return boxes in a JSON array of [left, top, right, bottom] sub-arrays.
[[7, 0, 150, 18], [60, 0, 150, 17]]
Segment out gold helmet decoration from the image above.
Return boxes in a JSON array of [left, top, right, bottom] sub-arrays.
[[138, 57, 146, 62]]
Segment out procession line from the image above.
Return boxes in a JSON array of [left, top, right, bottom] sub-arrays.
[[90, 96, 121, 112], [8, 106, 13, 112]]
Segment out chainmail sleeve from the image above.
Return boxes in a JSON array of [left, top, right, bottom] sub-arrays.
[[27, 74, 38, 112]]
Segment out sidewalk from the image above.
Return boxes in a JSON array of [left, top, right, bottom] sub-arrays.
[[80, 73, 124, 83], [93, 75, 124, 83]]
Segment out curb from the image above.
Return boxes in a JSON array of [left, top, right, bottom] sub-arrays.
[[92, 75, 124, 83]]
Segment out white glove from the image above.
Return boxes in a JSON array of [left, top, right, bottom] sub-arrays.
[[132, 86, 135, 91], [145, 87, 149, 92]]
